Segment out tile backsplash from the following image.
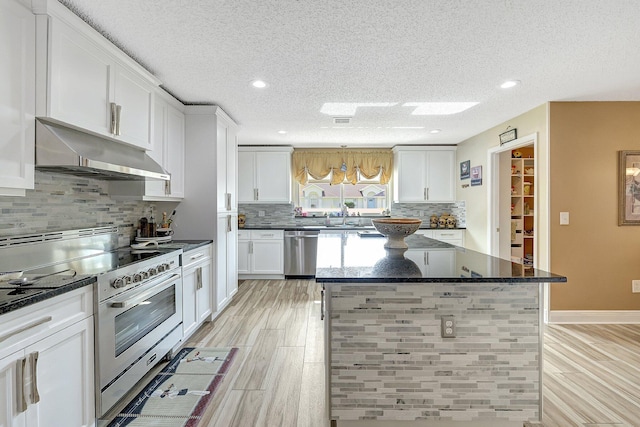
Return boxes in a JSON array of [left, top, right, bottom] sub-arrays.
[[391, 201, 466, 227], [0, 172, 157, 245], [2, 174, 466, 243], [239, 201, 466, 227]]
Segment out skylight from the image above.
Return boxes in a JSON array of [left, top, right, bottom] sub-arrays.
[[403, 102, 479, 115]]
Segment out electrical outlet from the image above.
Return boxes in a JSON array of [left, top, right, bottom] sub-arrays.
[[441, 315, 456, 338], [258, 210, 265, 217], [632, 280, 640, 293]]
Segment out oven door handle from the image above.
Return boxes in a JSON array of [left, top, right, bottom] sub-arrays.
[[109, 273, 180, 309]]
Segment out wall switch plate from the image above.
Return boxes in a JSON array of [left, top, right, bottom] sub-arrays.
[[441, 315, 456, 338], [560, 212, 569, 225], [632, 280, 640, 293], [258, 210, 265, 217]]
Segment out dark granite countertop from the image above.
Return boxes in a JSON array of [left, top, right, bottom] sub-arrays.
[[315, 231, 566, 284], [241, 225, 466, 231], [158, 240, 213, 252], [0, 275, 96, 316]]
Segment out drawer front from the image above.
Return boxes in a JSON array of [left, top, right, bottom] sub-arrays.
[[250, 230, 284, 240], [237, 230, 251, 240], [183, 244, 213, 269], [0, 286, 93, 359], [415, 230, 434, 238], [433, 230, 463, 240]]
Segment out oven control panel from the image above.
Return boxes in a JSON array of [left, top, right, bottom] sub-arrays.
[[111, 262, 172, 288], [98, 252, 180, 301]]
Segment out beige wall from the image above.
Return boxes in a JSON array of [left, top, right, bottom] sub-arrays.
[[456, 104, 549, 270], [549, 102, 640, 310]]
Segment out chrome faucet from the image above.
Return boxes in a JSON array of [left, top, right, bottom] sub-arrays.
[[341, 204, 349, 225]]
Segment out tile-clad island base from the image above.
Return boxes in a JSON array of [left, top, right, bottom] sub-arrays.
[[316, 232, 566, 427], [325, 282, 541, 427]]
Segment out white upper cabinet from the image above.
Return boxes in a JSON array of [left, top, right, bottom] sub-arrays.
[[144, 91, 184, 200], [0, 0, 35, 196], [393, 146, 457, 203], [112, 64, 154, 148], [110, 89, 184, 200], [238, 147, 292, 203], [165, 103, 185, 198], [37, 2, 160, 150]]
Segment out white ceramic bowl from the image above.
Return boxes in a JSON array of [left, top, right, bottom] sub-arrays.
[[371, 218, 422, 248]]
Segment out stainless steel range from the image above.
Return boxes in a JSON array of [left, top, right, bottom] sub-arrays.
[[94, 245, 182, 417], [0, 227, 184, 418]]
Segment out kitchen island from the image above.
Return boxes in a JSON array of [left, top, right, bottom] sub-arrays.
[[316, 231, 566, 427]]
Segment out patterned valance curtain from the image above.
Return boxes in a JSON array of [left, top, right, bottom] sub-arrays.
[[292, 148, 393, 185]]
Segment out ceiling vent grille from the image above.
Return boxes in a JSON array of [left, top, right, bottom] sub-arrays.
[[333, 117, 352, 125]]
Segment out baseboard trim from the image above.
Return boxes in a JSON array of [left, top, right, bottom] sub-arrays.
[[548, 310, 640, 324]]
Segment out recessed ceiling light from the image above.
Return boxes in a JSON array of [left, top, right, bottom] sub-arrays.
[[429, 129, 441, 134], [500, 80, 520, 89], [403, 102, 479, 115], [251, 80, 267, 88], [277, 130, 287, 134]]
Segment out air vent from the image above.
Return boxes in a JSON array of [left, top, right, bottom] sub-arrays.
[[333, 117, 352, 125]]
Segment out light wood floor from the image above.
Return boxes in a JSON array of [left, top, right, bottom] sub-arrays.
[[184, 279, 640, 427]]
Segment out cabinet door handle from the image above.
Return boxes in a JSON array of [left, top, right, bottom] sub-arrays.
[[423, 251, 427, 265], [165, 175, 172, 195], [190, 253, 205, 261], [227, 215, 232, 232], [423, 188, 426, 200], [196, 267, 202, 290], [226, 193, 231, 211], [17, 357, 27, 413], [30, 352, 40, 404], [426, 188, 429, 200], [320, 289, 325, 321], [110, 102, 118, 134], [249, 241, 254, 254], [0, 316, 52, 343], [115, 104, 122, 136]]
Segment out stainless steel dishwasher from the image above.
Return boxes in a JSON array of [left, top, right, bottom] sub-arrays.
[[284, 230, 319, 277]]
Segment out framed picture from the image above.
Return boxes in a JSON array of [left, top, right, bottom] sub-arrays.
[[460, 160, 470, 179], [618, 151, 640, 225], [499, 128, 517, 145], [471, 165, 482, 186]]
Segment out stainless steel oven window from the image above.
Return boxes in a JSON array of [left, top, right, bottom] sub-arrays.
[[114, 286, 176, 357]]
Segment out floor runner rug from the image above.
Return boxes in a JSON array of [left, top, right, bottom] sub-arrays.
[[106, 347, 238, 427]]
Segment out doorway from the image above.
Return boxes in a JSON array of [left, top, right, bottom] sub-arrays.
[[487, 133, 538, 261], [487, 133, 549, 322]]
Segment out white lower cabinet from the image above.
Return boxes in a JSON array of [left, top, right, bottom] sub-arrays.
[[238, 230, 284, 278], [0, 287, 94, 427], [182, 244, 213, 339], [216, 213, 238, 314]]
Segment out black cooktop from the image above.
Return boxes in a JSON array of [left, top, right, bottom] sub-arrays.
[[0, 247, 178, 313], [0, 247, 178, 289]]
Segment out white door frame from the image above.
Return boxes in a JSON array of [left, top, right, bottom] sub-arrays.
[[487, 133, 537, 255], [486, 132, 549, 322]]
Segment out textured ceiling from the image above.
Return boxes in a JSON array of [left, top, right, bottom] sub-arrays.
[[59, 0, 640, 147]]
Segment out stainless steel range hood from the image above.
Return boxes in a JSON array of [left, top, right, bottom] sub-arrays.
[[35, 118, 170, 181]]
